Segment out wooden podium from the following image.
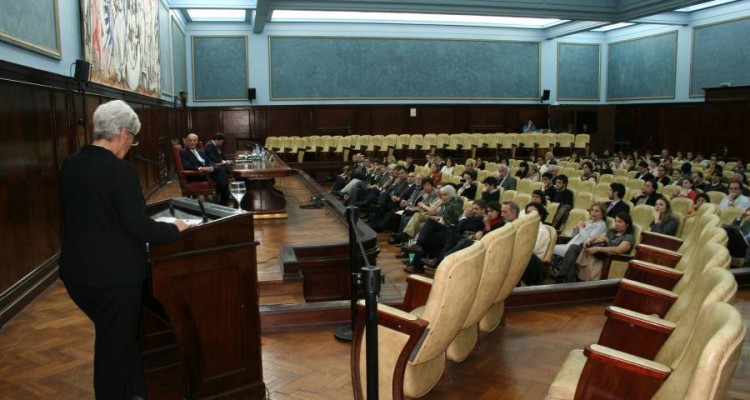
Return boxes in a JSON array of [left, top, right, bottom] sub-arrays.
[[143, 198, 265, 400]]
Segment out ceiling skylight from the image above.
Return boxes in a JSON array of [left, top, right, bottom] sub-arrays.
[[272, 10, 568, 29], [187, 9, 246, 22], [675, 0, 738, 12], [591, 22, 635, 32]]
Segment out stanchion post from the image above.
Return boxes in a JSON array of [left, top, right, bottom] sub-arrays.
[[333, 206, 360, 341]]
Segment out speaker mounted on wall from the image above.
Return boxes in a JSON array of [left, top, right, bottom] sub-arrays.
[[74, 60, 91, 82], [248, 88, 256, 101], [540, 89, 550, 103]]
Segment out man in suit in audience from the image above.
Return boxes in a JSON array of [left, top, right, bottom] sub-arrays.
[[726, 207, 750, 268], [497, 164, 516, 191], [181, 133, 231, 205], [634, 161, 655, 181], [204, 132, 231, 164], [692, 171, 707, 192], [607, 182, 630, 218], [481, 176, 501, 202], [703, 170, 727, 194]]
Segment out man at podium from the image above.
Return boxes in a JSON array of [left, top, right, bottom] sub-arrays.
[[59, 100, 188, 400]]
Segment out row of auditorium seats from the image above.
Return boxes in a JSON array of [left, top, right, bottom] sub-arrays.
[[265, 133, 591, 162], [351, 211, 543, 400], [546, 212, 744, 399]]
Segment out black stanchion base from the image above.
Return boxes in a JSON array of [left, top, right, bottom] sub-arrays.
[[333, 324, 353, 342]]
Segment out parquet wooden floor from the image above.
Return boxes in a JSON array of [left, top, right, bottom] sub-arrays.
[[1, 179, 749, 399]]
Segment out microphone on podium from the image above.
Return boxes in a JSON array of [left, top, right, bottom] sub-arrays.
[[134, 155, 209, 223]]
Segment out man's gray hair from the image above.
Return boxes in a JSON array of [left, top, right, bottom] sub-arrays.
[[92, 100, 141, 141]]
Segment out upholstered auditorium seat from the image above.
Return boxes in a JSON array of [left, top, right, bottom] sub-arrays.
[[631, 204, 655, 230], [706, 190, 727, 205], [573, 191, 593, 212], [478, 212, 541, 332], [613, 241, 730, 319], [669, 196, 693, 216], [558, 208, 588, 238], [638, 211, 720, 253], [351, 242, 485, 400], [546, 300, 744, 400], [446, 223, 516, 362], [625, 226, 728, 291], [720, 206, 744, 224], [600, 223, 642, 279], [171, 145, 216, 198], [573, 134, 589, 155]]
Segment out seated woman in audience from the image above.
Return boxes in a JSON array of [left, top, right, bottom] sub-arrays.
[[474, 157, 485, 170], [575, 212, 635, 281], [687, 193, 710, 216], [515, 161, 530, 179], [670, 168, 683, 184], [568, 152, 580, 164], [673, 151, 685, 164], [481, 176, 500, 202], [581, 161, 597, 181], [440, 157, 455, 175], [650, 194, 679, 236], [527, 164, 541, 182], [429, 162, 442, 186], [552, 203, 608, 282], [674, 177, 698, 201]]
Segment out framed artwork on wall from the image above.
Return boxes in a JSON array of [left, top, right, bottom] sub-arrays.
[[80, 0, 161, 97], [0, 0, 61, 59]]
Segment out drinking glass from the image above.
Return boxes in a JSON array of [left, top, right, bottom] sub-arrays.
[[230, 181, 246, 212]]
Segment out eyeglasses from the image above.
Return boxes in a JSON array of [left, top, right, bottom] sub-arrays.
[[126, 130, 139, 147]]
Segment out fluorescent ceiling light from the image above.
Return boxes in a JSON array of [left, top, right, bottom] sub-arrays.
[[591, 22, 635, 32], [187, 9, 246, 21], [272, 10, 567, 28], [675, 0, 738, 12]]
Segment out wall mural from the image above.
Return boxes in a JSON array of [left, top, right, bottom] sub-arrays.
[[80, 0, 160, 97]]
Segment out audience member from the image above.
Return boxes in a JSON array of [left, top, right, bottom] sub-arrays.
[[552, 175, 574, 208], [632, 179, 658, 206], [720, 181, 750, 210], [497, 164, 517, 190], [521, 202, 550, 285], [650, 194, 678, 236], [575, 212, 635, 281], [581, 161, 597, 181], [457, 170, 478, 199], [687, 192, 710, 216], [429, 162, 442, 185], [674, 177, 698, 201], [204, 132, 231, 164], [440, 157, 455, 175], [481, 176, 500, 202], [634, 161, 655, 181], [606, 182, 629, 218], [704, 170, 727, 194]]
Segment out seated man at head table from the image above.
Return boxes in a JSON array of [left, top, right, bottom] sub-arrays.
[[181, 133, 231, 206], [204, 132, 232, 164]]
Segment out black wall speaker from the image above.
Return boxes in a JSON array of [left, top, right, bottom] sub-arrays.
[[248, 88, 256, 100], [541, 89, 550, 102], [74, 60, 91, 82]]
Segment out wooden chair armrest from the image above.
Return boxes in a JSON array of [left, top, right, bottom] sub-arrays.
[[576, 344, 671, 400], [623, 260, 683, 291], [639, 231, 683, 251], [598, 306, 675, 360], [352, 301, 429, 400], [634, 245, 682, 268], [399, 274, 434, 312], [613, 278, 677, 318]]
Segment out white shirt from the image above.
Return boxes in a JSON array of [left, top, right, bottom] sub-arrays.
[[191, 148, 205, 165], [719, 194, 750, 210], [533, 222, 551, 259]]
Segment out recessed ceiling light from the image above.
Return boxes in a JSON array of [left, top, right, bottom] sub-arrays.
[[272, 10, 567, 29], [187, 9, 246, 22], [591, 22, 635, 32], [675, 0, 738, 12]]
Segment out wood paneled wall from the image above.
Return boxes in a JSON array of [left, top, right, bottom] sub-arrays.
[[0, 61, 183, 326]]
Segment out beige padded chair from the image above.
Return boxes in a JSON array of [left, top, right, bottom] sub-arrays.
[[546, 300, 744, 400], [381, 134, 398, 158], [351, 242, 485, 400], [546, 202, 560, 225], [541, 224, 558, 272], [661, 184, 681, 198], [446, 224, 516, 362], [573, 192, 593, 211], [669, 197, 694, 217], [638, 212, 721, 257], [573, 134, 590, 155], [407, 134, 423, 155], [578, 180, 595, 194], [602, 223, 641, 279], [264, 136, 279, 151], [500, 189, 517, 203], [613, 240, 731, 318], [592, 182, 611, 203], [706, 190, 726, 204], [516, 179, 533, 195], [514, 193, 531, 209], [598, 174, 614, 184], [479, 212, 541, 333], [628, 178, 645, 193], [631, 204, 655, 231], [435, 133, 450, 152], [558, 208, 589, 237], [557, 133, 574, 154], [719, 206, 744, 225], [627, 225, 728, 291]]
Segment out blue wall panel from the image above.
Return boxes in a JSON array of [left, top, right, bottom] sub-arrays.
[[0, 0, 60, 58], [159, 2, 172, 96], [607, 31, 677, 100], [270, 37, 540, 100], [192, 36, 248, 101], [690, 17, 750, 96], [558, 43, 600, 101], [171, 18, 187, 96]]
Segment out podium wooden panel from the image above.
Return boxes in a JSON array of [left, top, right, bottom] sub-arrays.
[[145, 199, 265, 400]]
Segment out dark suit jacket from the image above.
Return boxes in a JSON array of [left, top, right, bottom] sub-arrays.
[[635, 171, 655, 181], [499, 175, 517, 191], [204, 140, 226, 163], [59, 145, 181, 287], [181, 147, 213, 170], [607, 199, 631, 218], [457, 183, 477, 200]]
